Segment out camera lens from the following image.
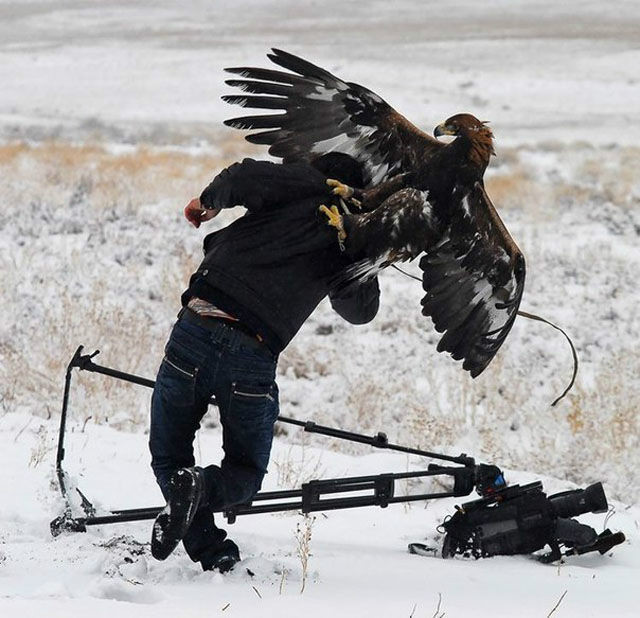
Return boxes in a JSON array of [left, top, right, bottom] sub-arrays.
[[548, 482, 608, 518]]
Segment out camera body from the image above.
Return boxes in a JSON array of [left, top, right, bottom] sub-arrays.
[[442, 481, 609, 560]]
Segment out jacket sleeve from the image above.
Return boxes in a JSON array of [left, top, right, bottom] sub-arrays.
[[329, 277, 380, 325], [200, 158, 329, 212]]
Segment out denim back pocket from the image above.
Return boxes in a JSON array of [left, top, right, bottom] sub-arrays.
[[229, 380, 279, 426], [158, 339, 202, 407], [227, 380, 279, 474], [232, 382, 275, 402]]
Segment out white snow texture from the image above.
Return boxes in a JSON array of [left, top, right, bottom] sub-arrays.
[[0, 1, 638, 617]]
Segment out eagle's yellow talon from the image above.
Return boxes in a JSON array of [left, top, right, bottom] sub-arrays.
[[327, 178, 354, 199], [319, 204, 347, 241]]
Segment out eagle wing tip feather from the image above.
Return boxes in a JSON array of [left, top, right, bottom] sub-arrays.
[[468, 359, 489, 378]]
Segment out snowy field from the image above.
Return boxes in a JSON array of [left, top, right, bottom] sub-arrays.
[[1, 1, 639, 616]]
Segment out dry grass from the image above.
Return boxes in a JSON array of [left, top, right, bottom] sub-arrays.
[[0, 134, 259, 427], [486, 145, 640, 214], [485, 165, 543, 209], [558, 350, 640, 498], [273, 441, 325, 490], [3, 140, 637, 216], [0, 134, 259, 213], [294, 514, 316, 594], [0, 279, 159, 429], [278, 344, 335, 380], [1, 137, 638, 499]]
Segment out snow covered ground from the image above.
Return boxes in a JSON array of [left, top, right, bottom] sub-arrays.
[[1, 1, 639, 616], [1, 411, 638, 617]]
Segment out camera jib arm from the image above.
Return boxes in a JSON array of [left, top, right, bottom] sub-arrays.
[[52, 346, 497, 535]]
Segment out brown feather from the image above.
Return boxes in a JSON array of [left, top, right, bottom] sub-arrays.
[[224, 49, 444, 187], [442, 114, 495, 171], [223, 51, 524, 379], [468, 125, 495, 169]]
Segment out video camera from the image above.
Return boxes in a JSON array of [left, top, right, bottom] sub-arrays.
[[440, 480, 625, 562]]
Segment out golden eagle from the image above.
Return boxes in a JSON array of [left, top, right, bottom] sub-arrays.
[[223, 49, 525, 378]]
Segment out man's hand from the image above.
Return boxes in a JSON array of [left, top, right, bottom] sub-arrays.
[[184, 198, 220, 228]]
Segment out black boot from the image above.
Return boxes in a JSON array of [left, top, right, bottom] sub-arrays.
[[202, 539, 241, 573], [151, 467, 205, 560]]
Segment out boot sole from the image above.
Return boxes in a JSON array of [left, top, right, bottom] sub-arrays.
[[151, 469, 202, 560]]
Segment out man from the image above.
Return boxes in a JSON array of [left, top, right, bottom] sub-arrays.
[[149, 153, 379, 573]]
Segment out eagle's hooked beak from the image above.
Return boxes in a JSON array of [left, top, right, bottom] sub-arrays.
[[434, 123, 457, 138]]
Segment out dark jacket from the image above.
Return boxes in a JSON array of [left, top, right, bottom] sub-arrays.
[[182, 158, 380, 353]]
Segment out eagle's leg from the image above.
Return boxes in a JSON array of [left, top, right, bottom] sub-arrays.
[[319, 204, 347, 250], [327, 179, 362, 209]]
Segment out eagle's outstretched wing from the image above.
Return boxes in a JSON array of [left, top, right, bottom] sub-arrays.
[[223, 48, 442, 186], [419, 183, 525, 377]]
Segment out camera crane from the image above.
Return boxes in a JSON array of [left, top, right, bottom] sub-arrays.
[[50, 346, 625, 563]]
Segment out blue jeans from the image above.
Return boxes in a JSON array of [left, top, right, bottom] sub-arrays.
[[149, 314, 279, 568]]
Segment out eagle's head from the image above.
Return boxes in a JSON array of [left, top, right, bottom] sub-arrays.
[[434, 114, 495, 170]]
